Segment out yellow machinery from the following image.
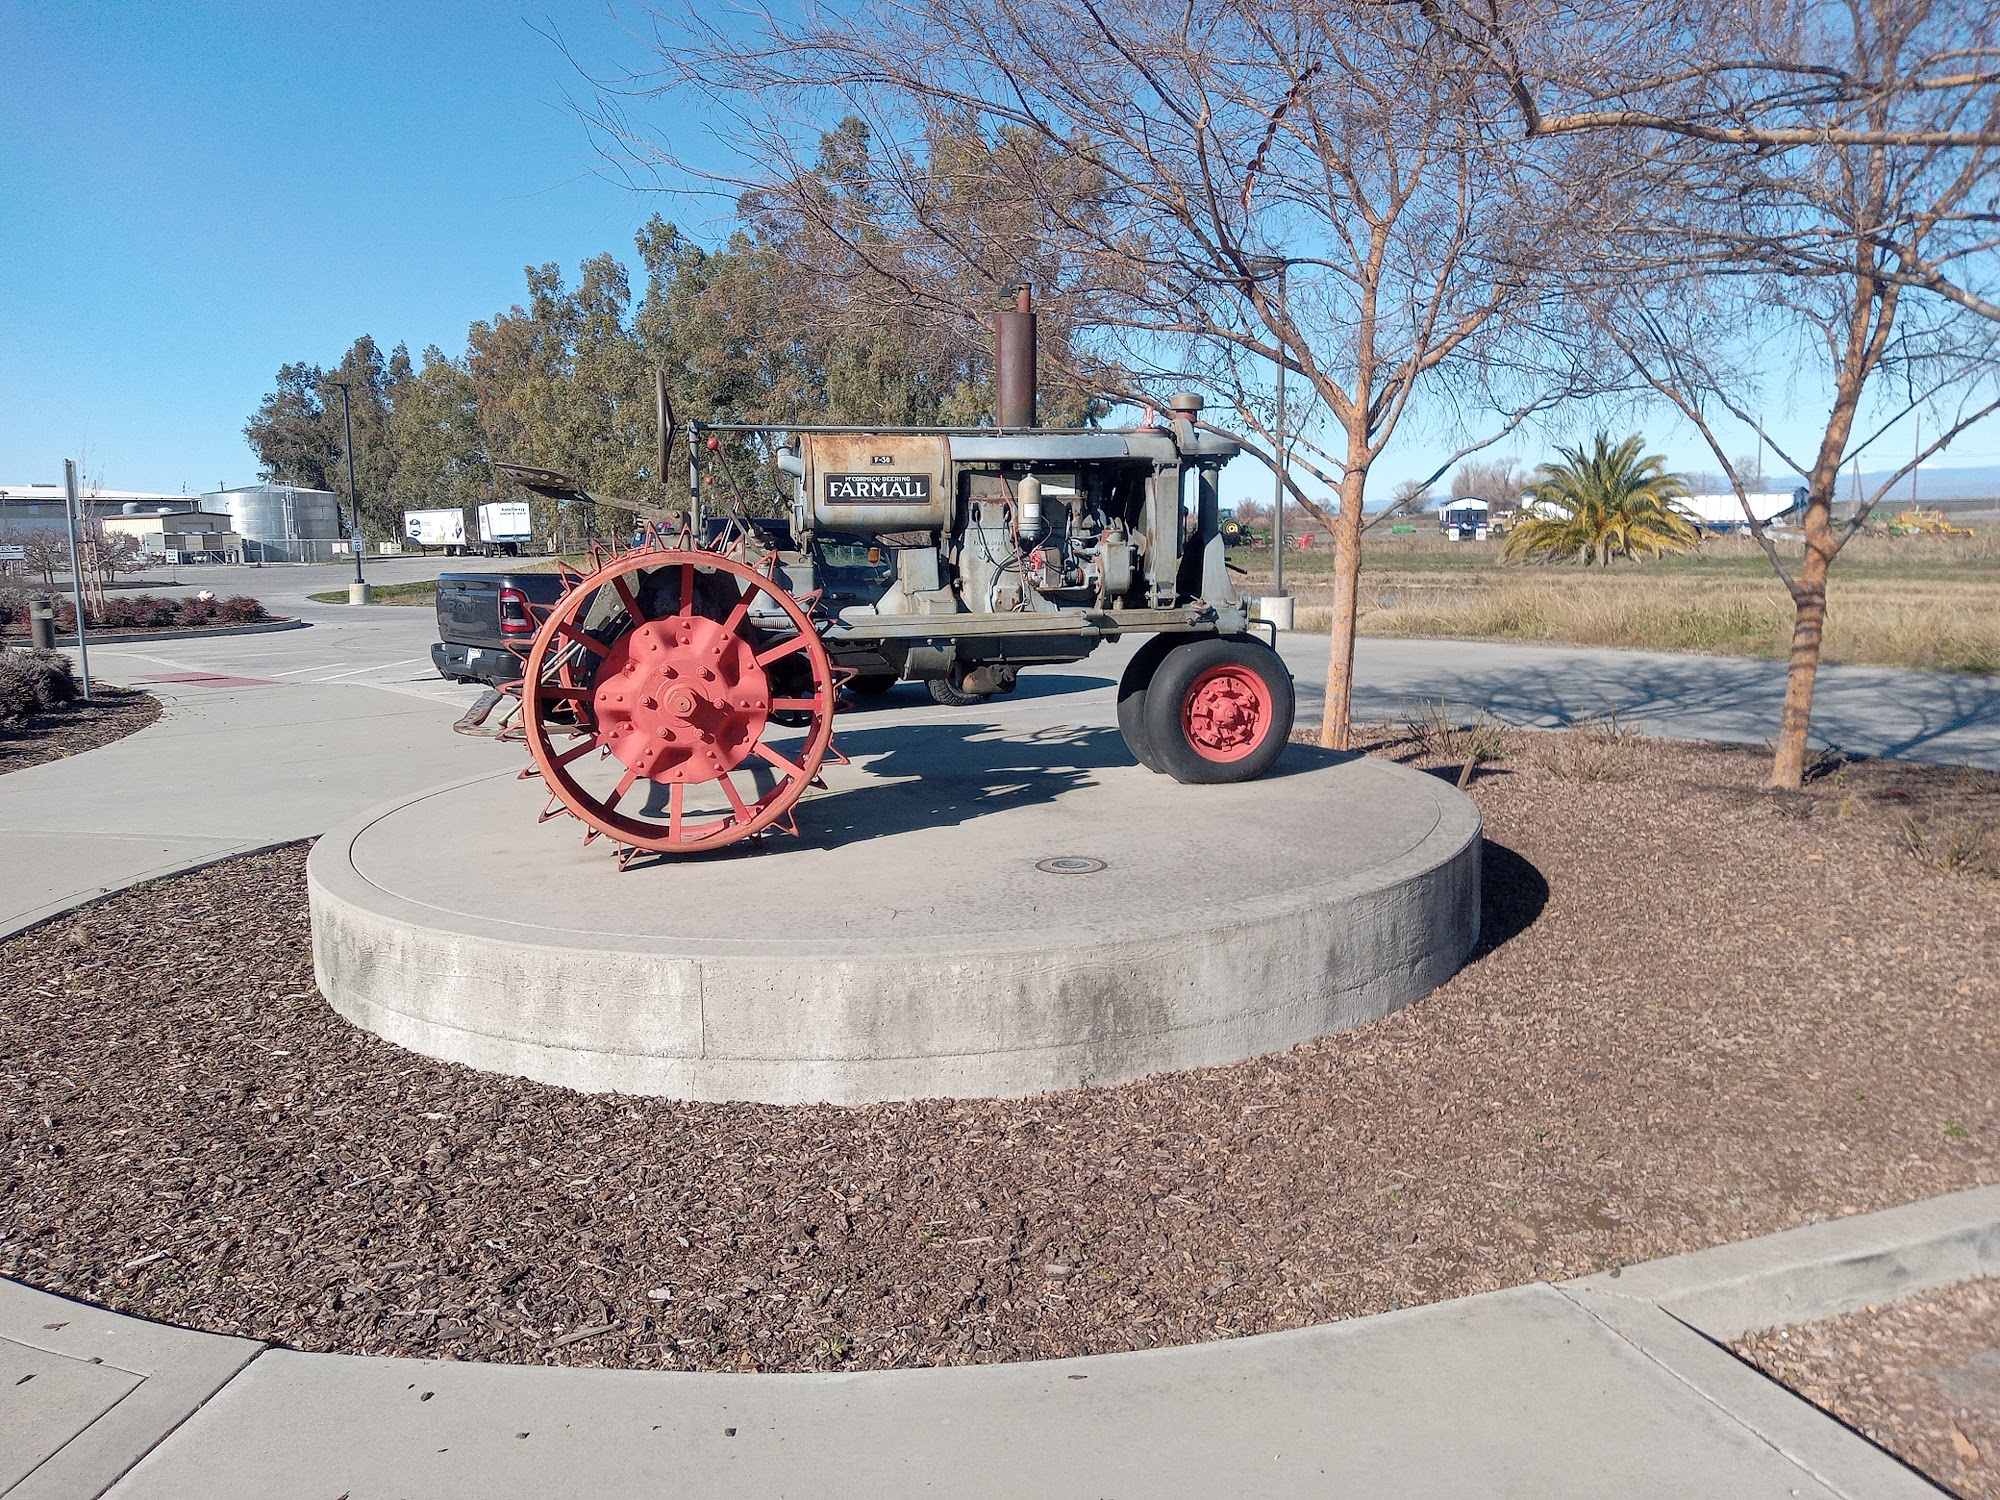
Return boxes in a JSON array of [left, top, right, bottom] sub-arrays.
[[1887, 508, 1975, 537]]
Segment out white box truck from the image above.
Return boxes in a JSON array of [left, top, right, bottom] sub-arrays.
[[476, 500, 534, 556], [403, 508, 468, 554]]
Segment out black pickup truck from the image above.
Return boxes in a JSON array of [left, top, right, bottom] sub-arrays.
[[430, 571, 571, 686], [432, 534, 902, 695]]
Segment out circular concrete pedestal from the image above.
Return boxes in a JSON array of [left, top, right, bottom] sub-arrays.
[[308, 729, 1482, 1104]]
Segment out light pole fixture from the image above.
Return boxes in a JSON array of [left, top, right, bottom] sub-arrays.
[[1272, 263, 1289, 600], [328, 380, 370, 603], [1242, 255, 1298, 602]]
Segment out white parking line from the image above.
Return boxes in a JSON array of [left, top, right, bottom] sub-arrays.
[[270, 664, 352, 677], [316, 657, 427, 681]]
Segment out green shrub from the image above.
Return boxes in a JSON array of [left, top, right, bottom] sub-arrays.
[[0, 649, 79, 721]]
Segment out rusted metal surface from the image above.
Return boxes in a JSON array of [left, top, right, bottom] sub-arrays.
[[802, 433, 951, 531], [994, 284, 1037, 429]]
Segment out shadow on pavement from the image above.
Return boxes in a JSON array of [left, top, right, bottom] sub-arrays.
[[1348, 651, 2000, 767], [846, 672, 1110, 710], [620, 721, 1363, 865]]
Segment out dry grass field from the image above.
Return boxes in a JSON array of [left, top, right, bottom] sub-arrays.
[[1244, 531, 2000, 673], [323, 532, 2000, 672]]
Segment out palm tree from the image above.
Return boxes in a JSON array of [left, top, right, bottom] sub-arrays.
[[1504, 433, 1700, 565]]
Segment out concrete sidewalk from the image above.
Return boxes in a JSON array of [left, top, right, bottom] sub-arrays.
[[0, 657, 516, 940], [7, 1186, 1994, 1498]]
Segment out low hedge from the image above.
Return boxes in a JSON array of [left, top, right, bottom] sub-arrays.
[[0, 591, 268, 633], [0, 649, 79, 721]]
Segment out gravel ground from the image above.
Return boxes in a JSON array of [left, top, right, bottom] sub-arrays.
[[1735, 1277, 2000, 1499], [0, 686, 160, 775], [2, 728, 1996, 1374]]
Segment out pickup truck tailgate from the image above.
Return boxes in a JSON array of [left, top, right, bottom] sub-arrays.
[[437, 575, 505, 649]]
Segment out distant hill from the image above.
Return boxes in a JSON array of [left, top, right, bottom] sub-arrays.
[[1365, 461, 2000, 515], [1855, 463, 2000, 502], [1688, 464, 2000, 503]]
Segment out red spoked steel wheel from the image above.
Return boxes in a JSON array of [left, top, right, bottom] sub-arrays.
[[519, 548, 837, 855], [1179, 663, 1275, 763]]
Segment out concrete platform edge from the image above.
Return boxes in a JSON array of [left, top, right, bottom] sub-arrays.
[[306, 757, 1484, 1104]]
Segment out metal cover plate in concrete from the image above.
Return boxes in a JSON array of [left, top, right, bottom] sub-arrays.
[[309, 723, 1480, 1104]]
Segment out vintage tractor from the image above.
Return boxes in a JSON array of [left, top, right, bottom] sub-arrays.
[[496, 292, 1294, 861]]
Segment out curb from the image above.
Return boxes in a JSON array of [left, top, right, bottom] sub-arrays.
[[0, 839, 305, 945], [9, 1185, 1991, 1499], [1566, 1182, 2000, 1338], [12, 618, 310, 647], [1555, 1287, 1943, 1498]]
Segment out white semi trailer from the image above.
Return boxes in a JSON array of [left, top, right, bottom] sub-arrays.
[[403, 508, 468, 553], [476, 500, 534, 556]]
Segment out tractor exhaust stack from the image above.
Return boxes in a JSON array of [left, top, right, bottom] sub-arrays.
[[995, 285, 1037, 429]]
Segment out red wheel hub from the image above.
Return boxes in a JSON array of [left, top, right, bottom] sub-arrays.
[[517, 547, 838, 858], [592, 615, 770, 783], [1182, 664, 1274, 762]]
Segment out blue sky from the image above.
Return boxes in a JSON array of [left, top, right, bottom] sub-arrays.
[[1, 1, 689, 494], [4, 2, 1996, 503]]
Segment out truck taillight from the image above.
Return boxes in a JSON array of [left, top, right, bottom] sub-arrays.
[[499, 587, 533, 635]]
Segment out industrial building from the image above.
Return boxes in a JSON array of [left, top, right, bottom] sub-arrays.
[[0, 485, 200, 535], [1, 481, 349, 565], [100, 508, 243, 563]]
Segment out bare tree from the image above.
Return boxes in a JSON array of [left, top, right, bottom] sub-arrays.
[[1449, 456, 1534, 508], [614, 0, 1604, 747], [1552, 0, 2000, 786], [1422, 0, 2000, 150], [15, 530, 68, 589]]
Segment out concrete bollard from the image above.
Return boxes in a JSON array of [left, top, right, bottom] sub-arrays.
[[28, 598, 55, 650], [348, 581, 373, 606]]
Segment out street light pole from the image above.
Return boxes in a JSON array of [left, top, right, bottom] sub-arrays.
[[61, 459, 93, 699], [329, 381, 370, 603], [1273, 263, 1288, 600]]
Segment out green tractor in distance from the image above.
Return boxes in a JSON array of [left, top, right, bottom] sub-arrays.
[[1221, 511, 1271, 550]]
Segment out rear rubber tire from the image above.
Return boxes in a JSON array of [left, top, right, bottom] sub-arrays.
[[1142, 636, 1295, 784], [1115, 634, 1180, 773], [928, 678, 990, 708]]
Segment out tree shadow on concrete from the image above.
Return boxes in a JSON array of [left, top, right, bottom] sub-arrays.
[[1342, 647, 2000, 768], [621, 721, 1362, 867], [1469, 839, 1548, 961], [801, 726, 1357, 850]]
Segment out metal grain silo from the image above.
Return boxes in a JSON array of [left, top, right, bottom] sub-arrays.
[[208, 483, 344, 561]]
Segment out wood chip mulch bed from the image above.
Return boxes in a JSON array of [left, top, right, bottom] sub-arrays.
[[0, 686, 161, 775], [2, 729, 1996, 1373], [1734, 1276, 2000, 1499]]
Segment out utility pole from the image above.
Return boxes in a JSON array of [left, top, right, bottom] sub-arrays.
[[61, 459, 93, 699], [329, 381, 371, 603]]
